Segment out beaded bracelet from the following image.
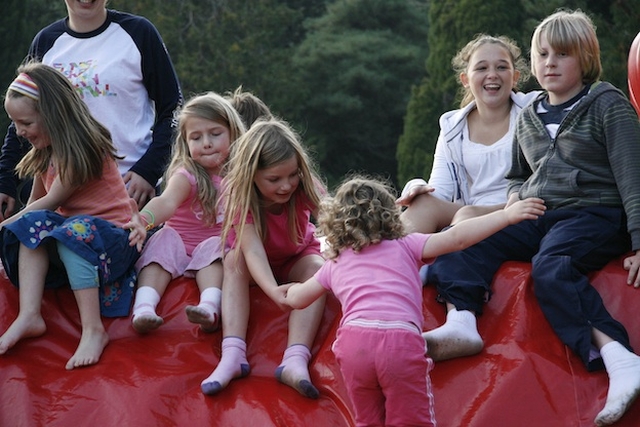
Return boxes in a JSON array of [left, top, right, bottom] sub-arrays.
[[140, 209, 155, 231]]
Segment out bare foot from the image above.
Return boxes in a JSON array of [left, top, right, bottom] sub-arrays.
[[0, 314, 46, 354], [65, 328, 109, 370], [186, 305, 219, 333], [132, 313, 164, 334]]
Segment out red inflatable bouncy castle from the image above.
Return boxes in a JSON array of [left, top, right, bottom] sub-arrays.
[[1, 257, 640, 427], [629, 32, 640, 115], [1, 34, 640, 427]]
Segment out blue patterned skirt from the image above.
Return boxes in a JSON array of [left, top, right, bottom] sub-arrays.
[[0, 210, 139, 317]]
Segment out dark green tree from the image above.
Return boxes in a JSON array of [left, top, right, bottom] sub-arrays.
[[291, 0, 429, 187], [396, 0, 534, 185], [0, 1, 66, 132]]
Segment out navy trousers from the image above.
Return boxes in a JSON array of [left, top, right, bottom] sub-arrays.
[[427, 206, 632, 370]]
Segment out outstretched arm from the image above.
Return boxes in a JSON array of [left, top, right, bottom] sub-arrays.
[[423, 197, 546, 259], [123, 172, 190, 249], [239, 223, 287, 309], [279, 278, 326, 310]]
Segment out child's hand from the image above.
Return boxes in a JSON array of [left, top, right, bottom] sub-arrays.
[[396, 180, 435, 206], [623, 251, 640, 288], [124, 198, 146, 252], [269, 283, 294, 311], [504, 197, 546, 224]]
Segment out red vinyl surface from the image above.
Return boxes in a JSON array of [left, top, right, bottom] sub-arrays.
[[1, 257, 640, 427], [629, 32, 640, 115], [1, 36, 639, 427]]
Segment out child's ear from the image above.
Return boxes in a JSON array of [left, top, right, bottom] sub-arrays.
[[512, 69, 521, 89], [460, 72, 469, 88]]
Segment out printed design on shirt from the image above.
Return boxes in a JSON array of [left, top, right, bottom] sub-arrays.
[[53, 60, 117, 99]]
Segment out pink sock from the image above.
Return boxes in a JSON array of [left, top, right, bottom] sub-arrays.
[[275, 344, 319, 399], [201, 337, 250, 395]]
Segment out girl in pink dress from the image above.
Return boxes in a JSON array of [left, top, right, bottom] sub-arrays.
[[126, 92, 245, 334]]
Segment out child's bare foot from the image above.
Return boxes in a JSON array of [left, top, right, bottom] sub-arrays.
[[186, 305, 219, 333], [132, 313, 164, 334], [0, 315, 46, 354], [65, 327, 109, 370]]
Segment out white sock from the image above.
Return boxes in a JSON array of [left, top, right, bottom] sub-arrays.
[[446, 307, 477, 327], [198, 287, 222, 317], [595, 341, 640, 426], [132, 286, 161, 318], [423, 308, 483, 361]]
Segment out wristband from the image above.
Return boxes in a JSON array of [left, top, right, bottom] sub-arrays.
[[140, 209, 155, 231]]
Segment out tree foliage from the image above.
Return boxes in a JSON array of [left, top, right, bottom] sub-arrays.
[[0, 0, 636, 192], [291, 0, 429, 186], [0, 1, 66, 133], [395, 0, 639, 185]]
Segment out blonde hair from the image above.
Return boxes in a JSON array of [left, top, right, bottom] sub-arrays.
[[222, 118, 324, 247], [225, 86, 273, 129], [531, 9, 601, 84], [319, 175, 405, 260], [7, 62, 117, 186], [166, 92, 245, 225], [452, 34, 529, 107]]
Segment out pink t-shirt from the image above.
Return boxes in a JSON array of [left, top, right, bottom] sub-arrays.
[[165, 168, 223, 254], [230, 188, 317, 265], [43, 157, 131, 226], [314, 234, 434, 328]]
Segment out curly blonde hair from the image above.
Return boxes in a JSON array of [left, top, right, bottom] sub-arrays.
[[319, 176, 405, 259]]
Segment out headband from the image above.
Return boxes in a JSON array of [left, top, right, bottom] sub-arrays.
[[9, 73, 39, 101]]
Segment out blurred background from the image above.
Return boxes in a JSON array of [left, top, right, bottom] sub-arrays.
[[1, 0, 637, 189]]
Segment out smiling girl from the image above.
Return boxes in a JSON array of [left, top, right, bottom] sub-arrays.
[[398, 34, 539, 236], [200, 118, 327, 399], [0, 63, 140, 370]]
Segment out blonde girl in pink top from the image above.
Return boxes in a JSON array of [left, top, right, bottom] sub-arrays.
[[200, 118, 326, 398], [0, 62, 140, 370], [126, 92, 245, 334]]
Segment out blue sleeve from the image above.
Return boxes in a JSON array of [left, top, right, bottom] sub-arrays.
[[0, 124, 31, 198], [115, 12, 183, 186], [0, 21, 63, 198]]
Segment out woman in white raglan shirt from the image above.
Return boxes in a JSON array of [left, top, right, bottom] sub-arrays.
[[0, 0, 182, 219]]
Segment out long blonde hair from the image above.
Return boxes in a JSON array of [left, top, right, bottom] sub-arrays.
[[319, 175, 405, 260], [165, 92, 245, 225], [222, 118, 324, 247], [7, 62, 117, 186]]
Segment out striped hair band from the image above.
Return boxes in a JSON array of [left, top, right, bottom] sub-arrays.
[[9, 73, 39, 101]]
